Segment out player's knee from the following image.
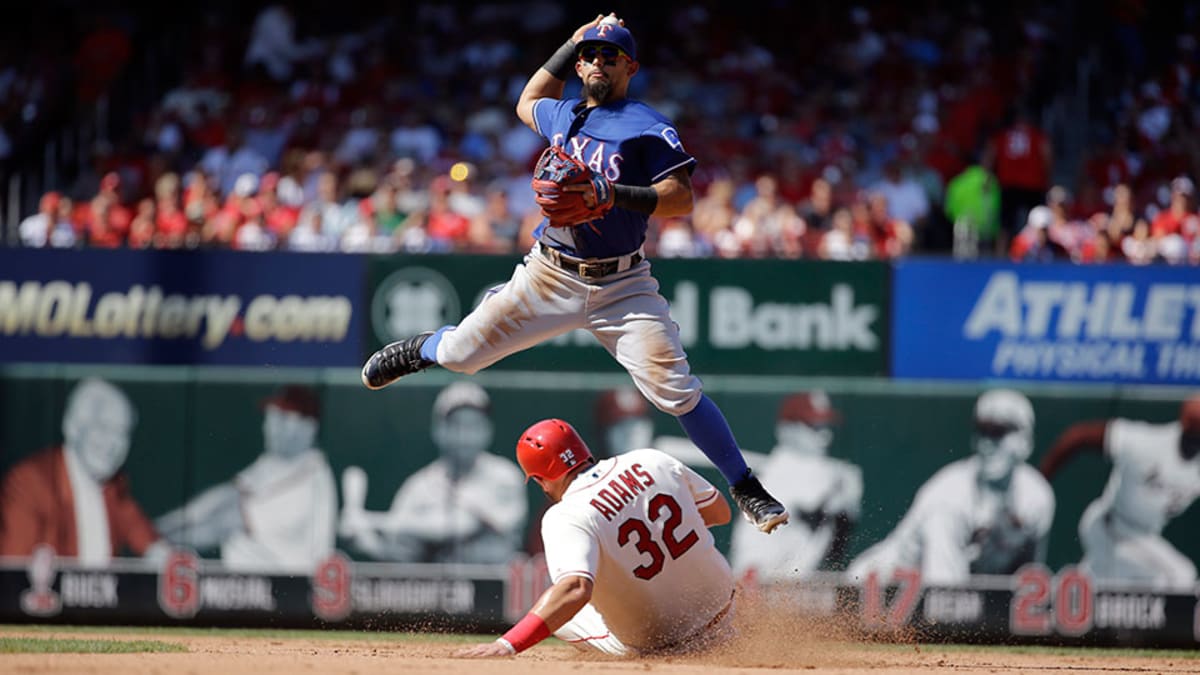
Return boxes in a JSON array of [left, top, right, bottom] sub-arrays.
[[643, 382, 702, 417]]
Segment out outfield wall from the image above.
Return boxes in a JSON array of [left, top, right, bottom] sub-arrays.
[[0, 366, 1196, 645]]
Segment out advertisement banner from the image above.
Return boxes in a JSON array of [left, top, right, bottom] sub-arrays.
[[367, 255, 889, 376], [893, 260, 1200, 384], [0, 249, 364, 367]]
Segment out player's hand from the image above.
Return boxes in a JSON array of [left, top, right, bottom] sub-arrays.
[[571, 13, 624, 43], [454, 640, 515, 658], [571, 15, 603, 42], [562, 179, 614, 210]]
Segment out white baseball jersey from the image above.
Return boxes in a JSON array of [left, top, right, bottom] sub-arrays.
[[541, 449, 733, 651], [221, 448, 336, 573], [731, 448, 862, 579], [1077, 419, 1200, 589], [848, 456, 1054, 585], [384, 454, 527, 563], [1099, 419, 1200, 535]]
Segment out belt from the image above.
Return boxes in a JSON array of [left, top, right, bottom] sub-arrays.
[[536, 243, 643, 280]]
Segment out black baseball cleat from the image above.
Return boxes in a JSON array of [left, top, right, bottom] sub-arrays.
[[730, 472, 789, 534], [361, 332, 436, 390]]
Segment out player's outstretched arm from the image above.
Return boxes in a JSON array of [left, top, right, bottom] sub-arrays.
[[455, 575, 594, 658], [516, 15, 606, 131], [1038, 420, 1108, 479]]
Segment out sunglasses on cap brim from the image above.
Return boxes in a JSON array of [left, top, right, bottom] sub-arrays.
[[578, 45, 629, 63]]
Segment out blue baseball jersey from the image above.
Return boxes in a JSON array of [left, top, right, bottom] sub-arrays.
[[531, 97, 696, 259]]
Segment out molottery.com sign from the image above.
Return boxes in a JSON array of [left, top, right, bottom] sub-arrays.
[[893, 260, 1200, 385], [367, 256, 889, 376], [0, 249, 363, 366]]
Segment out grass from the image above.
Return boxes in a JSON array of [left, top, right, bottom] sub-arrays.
[[0, 636, 186, 654], [0, 624, 491, 644]]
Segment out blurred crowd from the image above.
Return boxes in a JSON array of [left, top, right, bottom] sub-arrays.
[[6, 1, 1200, 263]]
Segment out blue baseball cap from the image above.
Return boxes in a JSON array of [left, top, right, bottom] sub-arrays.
[[578, 23, 637, 61]]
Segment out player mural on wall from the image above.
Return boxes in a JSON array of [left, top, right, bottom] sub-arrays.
[[847, 389, 1055, 586], [155, 385, 336, 573], [457, 418, 736, 658], [1039, 394, 1200, 591], [730, 391, 863, 581], [359, 12, 788, 535], [338, 382, 526, 564], [0, 378, 168, 565], [593, 387, 654, 458]]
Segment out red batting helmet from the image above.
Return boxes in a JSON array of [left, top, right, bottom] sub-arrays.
[[517, 418, 594, 482]]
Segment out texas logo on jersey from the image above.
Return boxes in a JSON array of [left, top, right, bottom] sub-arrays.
[[551, 133, 624, 181]]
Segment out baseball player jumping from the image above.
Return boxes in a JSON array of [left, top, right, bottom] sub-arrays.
[[1039, 394, 1200, 590], [361, 13, 788, 533], [456, 419, 736, 658]]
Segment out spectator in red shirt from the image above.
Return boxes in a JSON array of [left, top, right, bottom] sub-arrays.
[[982, 107, 1052, 242], [81, 196, 124, 248], [425, 176, 470, 246], [96, 172, 132, 242], [257, 172, 300, 239], [1151, 176, 1197, 238], [127, 199, 157, 249], [865, 192, 913, 259], [73, 15, 132, 103]]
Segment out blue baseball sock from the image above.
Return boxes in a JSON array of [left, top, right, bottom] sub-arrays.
[[676, 394, 750, 486], [419, 326, 454, 363]]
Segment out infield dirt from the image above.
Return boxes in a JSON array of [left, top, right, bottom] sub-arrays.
[[2, 602, 1198, 675]]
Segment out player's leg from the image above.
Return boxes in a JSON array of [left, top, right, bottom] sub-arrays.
[[1077, 501, 1116, 580], [589, 268, 788, 533], [1076, 503, 1192, 587], [362, 255, 587, 388], [554, 603, 631, 657], [1107, 532, 1198, 589]]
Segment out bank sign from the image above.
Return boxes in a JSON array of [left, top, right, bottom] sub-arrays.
[[0, 250, 363, 366], [893, 260, 1200, 385], [368, 256, 888, 376]]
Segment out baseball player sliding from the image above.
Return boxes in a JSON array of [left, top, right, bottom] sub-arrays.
[[457, 418, 736, 658], [361, 13, 787, 533], [1039, 394, 1200, 590]]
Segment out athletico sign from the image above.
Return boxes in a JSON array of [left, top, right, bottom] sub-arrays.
[[893, 260, 1200, 384], [0, 249, 363, 366], [367, 256, 888, 376]]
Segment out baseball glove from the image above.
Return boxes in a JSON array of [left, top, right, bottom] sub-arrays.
[[531, 146, 614, 227]]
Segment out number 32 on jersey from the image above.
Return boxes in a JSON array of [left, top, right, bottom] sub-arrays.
[[617, 493, 699, 580]]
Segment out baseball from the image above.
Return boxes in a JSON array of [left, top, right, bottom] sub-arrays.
[[600, 14, 619, 26]]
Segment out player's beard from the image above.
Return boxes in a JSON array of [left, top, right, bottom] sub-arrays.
[[584, 78, 613, 104]]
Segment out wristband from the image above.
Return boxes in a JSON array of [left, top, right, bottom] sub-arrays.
[[543, 39, 577, 81], [495, 638, 516, 655], [613, 184, 659, 215], [500, 613, 551, 653]]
